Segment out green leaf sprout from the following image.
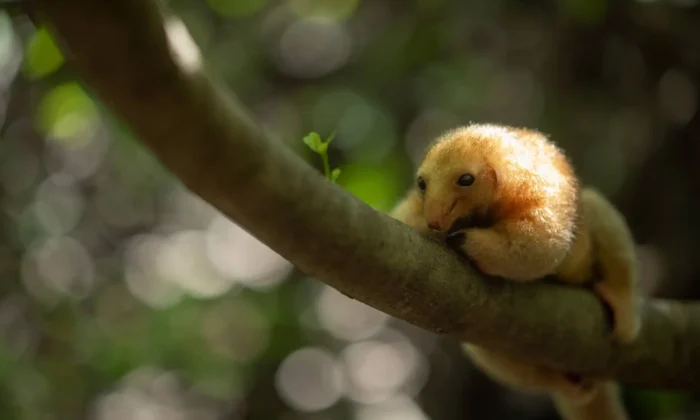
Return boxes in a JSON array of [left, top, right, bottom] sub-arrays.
[[303, 131, 341, 183]]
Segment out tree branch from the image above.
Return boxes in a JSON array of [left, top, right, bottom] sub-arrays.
[[34, 0, 700, 391]]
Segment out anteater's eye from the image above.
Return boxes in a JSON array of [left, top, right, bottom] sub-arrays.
[[457, 174, 475, 187], [417, 177, 426, 191]]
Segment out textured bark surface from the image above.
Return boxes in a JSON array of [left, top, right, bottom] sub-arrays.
[[35, 0, 700, 390]]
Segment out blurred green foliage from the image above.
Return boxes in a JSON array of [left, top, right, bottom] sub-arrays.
[[37, 82, 97, 143], [206, 0, 269, 17], [23, 27, 64, 80]]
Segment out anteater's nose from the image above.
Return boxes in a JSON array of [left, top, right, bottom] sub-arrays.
[[427, 221, 443, 232]]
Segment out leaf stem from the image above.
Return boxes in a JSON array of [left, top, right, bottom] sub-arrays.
[[321, 153, 331, 179]]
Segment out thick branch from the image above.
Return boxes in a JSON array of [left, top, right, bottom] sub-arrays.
[[35, 0, 700, 390]]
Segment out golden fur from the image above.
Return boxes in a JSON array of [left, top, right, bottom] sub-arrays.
[[390, 123, 641, 420]]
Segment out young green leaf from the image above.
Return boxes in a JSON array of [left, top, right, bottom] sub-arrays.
[[302, 132, 323, 153], [331, 168, 341, 183], [303, 131, 340, 183]]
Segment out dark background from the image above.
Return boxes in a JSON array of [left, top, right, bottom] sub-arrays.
[[0, 0, 698, 418]]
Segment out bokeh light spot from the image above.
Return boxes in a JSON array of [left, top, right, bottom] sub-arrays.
[[124, 234, 185, 309], [0, 11, 20, 86], [342, 338, 422, 404], [155, 230, 234, 299], [22, 236, 94, 301], [202, 299, 269, 362], [312, 89, 398, 163], [38, 82, 100, 145], [32, 175, 84, 236], [206, 215, 293, 290], [165, 17, 202, 74], [273, 18, 351, 78], [275, 347, 344, 412], [315, 285, 389, 341]]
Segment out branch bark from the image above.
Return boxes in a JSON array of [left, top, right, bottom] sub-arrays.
[[34, 0, 700, 391]]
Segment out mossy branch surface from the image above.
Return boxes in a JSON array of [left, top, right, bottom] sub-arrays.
[[35, 0, 700, 391]]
